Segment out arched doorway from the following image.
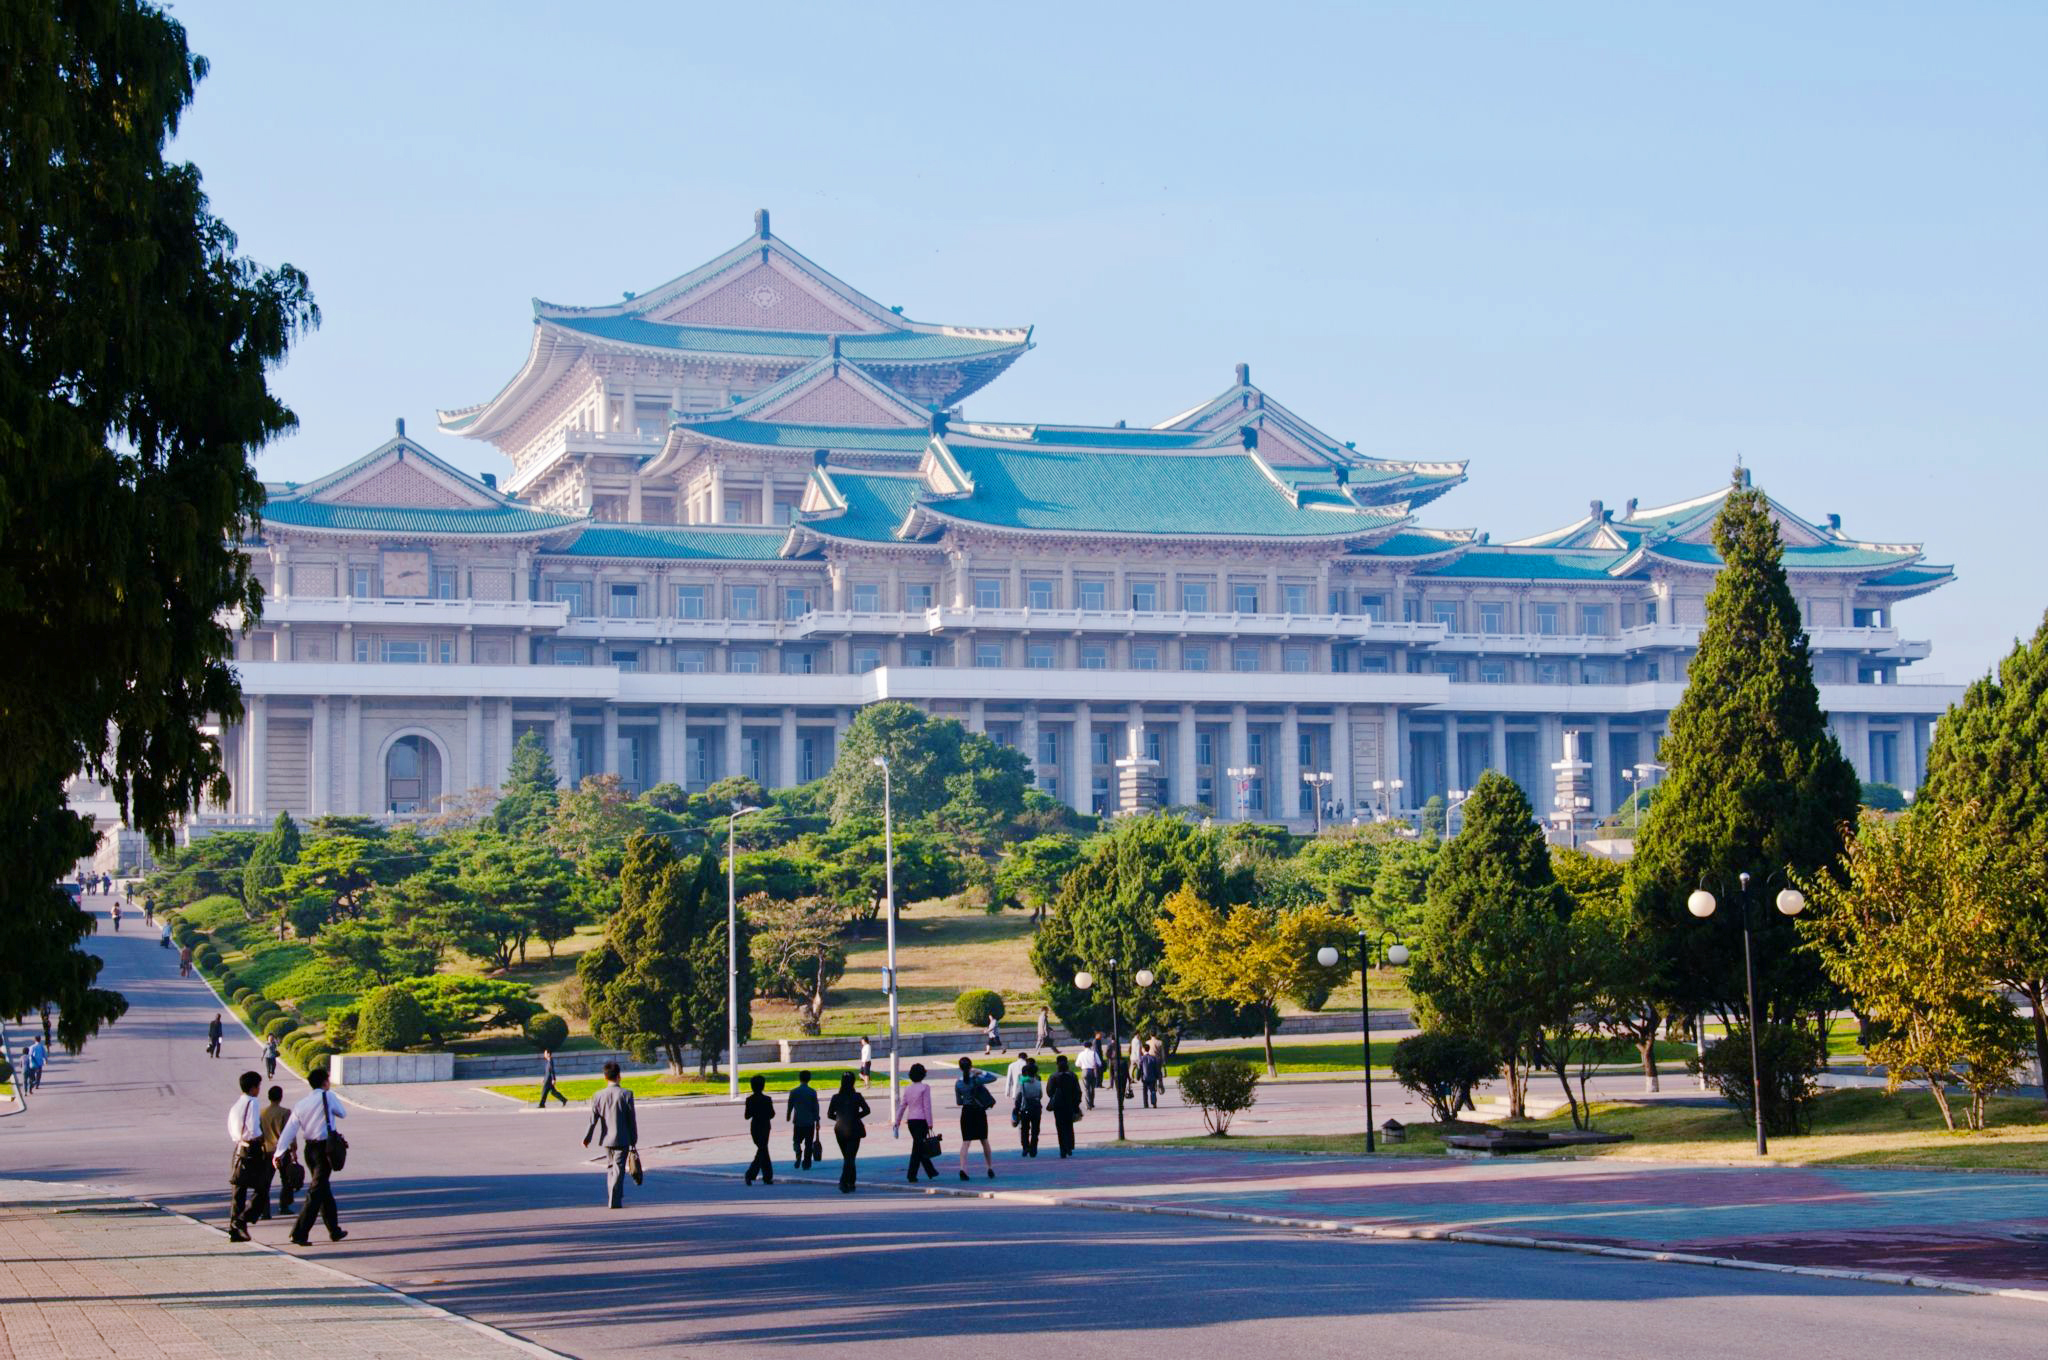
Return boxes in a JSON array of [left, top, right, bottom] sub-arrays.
[[385, 734, 443, 814]]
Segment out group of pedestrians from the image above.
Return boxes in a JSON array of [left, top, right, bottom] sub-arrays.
[[11, 1037, 47, 1095], [222, 1065, 347, 1247]]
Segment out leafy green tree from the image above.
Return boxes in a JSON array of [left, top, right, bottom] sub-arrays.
[[489, 730, 560, 837], [1159, 885, 1349, 1074], [578, 834, 715, 1075], [703, 775, 769, 813], [746, 893, 845, 1035], [310, 919, 434, 986], [933, 732, 1031, 852], [1859, 782, 1909, 813], [685, 909, 750, 1076], [805, 818, 963, 927], [1409, 772, 1577, 1118], [1552, 847, 1664, 1093], [242, 810, 301, 929], [546, 773, 653, 876], [386, 975, 539, 1047], [446, 832, 581, 969], [278, 835, 386, 936], [1295, 829, 1385, 917], [823, 701, 966, 822], [1623, 473, 1861, 1028], [994, 833, 1080, 923], [141, 830, 264, 907], [1419, 796, 1447, 837], [1920, 610, 2048, 1106], [0, 0, 316, 1053], [1366, 836, 1437, 939]]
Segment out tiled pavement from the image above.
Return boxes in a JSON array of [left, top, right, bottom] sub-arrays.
[[0, 1180, 556, 1360]]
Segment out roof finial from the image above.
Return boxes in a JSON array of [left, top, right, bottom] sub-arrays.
[[1235, 361, 1251, 387], [1590, 499, 1604, 522], [755, 208, 770, 240], [395, 416, 406, 438], [1732, 452, 1745, 489]]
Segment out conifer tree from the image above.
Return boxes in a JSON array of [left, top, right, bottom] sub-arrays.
[[490, 730, 560, 838], [578, 833, 706, 1075], [1623, 472, 1861, 1025], [1920, 611, 2048, 1102]]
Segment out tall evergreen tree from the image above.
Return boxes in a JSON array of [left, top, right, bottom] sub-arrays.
[[489, 730, 560, 838], [578, 833, 707, 1075], [1623, 472, 1860, 1026], [0, 1, 316, 1049], [1920, 610, 2048, 1102]]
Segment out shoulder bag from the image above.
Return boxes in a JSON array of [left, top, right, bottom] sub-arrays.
[[321, 1089, 350, 1171]]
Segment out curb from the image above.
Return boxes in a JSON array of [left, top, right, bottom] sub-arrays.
[[664, 1162, 2048, 1306]]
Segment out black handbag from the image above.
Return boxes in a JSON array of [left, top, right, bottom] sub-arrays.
[[321, 1090, 349, 1171]]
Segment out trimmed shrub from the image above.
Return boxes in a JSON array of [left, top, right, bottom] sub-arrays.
[[301, 1041, 335, 1074], [182, 895, 246, 931], [170, 920, 197, 947], [954, 989, 1006, 1027], [325, 1007, 360, 1052], [263, 1015, 298, 1042], [231, 987, 255, 1007], [1176, 1057, 1261, 1135], [216, 971, 240, 994], [281, 1036, 309, 1069], [355, 984, 428, 1052], [1391, 1032, 1500, 1123], [1696, 1024, 1825, 1136], [194, 944, 221, 970], [523, 1011, 570, 1051]]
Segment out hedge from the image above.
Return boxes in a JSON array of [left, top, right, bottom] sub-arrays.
[[357, 985, 428, 1051], [301, 1041, 335, 1074], [264, 1017, 298, 1042], [193, 944, 221, 969], [231, 987, 255, 1007], [954, 989, 1006, 1027], [523, 1011, 569, 1051]]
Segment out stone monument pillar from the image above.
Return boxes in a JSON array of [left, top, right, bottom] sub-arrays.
[[1550, 728, 1594, 847], [1113, 720, 1161, 818]]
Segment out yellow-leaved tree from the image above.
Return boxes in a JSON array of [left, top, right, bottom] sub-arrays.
[[1157, 884, 1349, 1076]]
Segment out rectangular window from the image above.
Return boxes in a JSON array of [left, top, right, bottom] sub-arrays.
[[1647, 660, 1661, 681], [382, 639, 426, 664], [1645, 600, 1659, 624], [1132, 644, 1160, 671], [729, 586, 760, 620], [433, 568, 459, 600], [1435, 660, 1461, 677], [1091, 731, 1111, 766], [677, 584, 707, 619], [1233, 583, 1260, 614], [1283, 646, 1310, 673], [1078, 580, 1107, 611], [1283, 584, 1311, 615], [1196, 732, 1214, 766], [1027, 579, 1055, 610], [677, 648, 708, 673], [553, 645, 591, 667], [1359, 594, 1386, 622], [975, 642, 1004, 668], [1233, 645, 1260, 672], [783, 587, 810, 621], [1182, 645, 1210, 672], [1535, 604, 1560, 635], [1432, 601, 1461, 630], [1581, 661, 1613, 684], [1181, 582, 1211, 613], [1329, 589, 1347, 614], [551, 581, 587, 617], [1403, 598, 1421, 623], [1580, 605, 1607, 636], [1480, 661, 1508, 683], [852, 582, 881, 613], [607, 584, 640, 618], [1361, 654, 1390, 674], [1129, 580, 1158, 612], [1145, 731, 1163, 762], [611, 649, 641, 672], [1080, 644, 1108, 670], [1853, 607, 1884, 628], [1197, 777, 1214, 810], [1038, 731, 1059, 767], [1479, 602, 1505, 634], [730, 650, 763, 675], [1026, 643, 1056, 669], [904, 645, 936, 668], [1537, 661, 1564, 684], [350, 566, 375, 599], [723, 498, 746, 523], [354, 638, 371, 663], [1090, 776, 1110, 814], [853, 647, 882, 674], [974, 578, 1004, 608], [904, 582, 934, 611], [782, 650, 815, 674], [437, 638, 454, 665]]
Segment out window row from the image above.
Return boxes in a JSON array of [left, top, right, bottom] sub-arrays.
[[1402, 599, 1654, 636]]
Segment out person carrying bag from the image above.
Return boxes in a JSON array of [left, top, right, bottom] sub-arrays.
[[275, 1067, 349, 1246]]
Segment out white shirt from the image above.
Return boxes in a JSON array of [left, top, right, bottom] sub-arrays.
[[1075, 1047, 1100, 1073], [1004, 1055, 1028, 1098], [276, 1087, 347, 1149], [226, 1093, 262, 1144], [860, 1039, 872, 1063]]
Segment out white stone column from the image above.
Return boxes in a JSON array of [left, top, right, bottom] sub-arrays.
[[1177, 703, 1199, 808], [1491, 713, 1508, 777], [553, 703, 574, 786], [603, 704, 622, 779], [1279, 705, 1302, 819], [1909, 716, 1930, 794], [1332, 705, 1353, 815], [1020, 704, 1042, 789], [343, 698, 363, 814], [1539, 714, 1564, 814], [1228, 704, 1250, 819], [466, 699, 484, 793], [494, 700, 515, 789], [310, 697, 331, 816], [967, 699, 987, 734], [725, 708, 744, 780], [1592, 715, 1614, 815], [247, 696, 268, 819], [761, 475, 777, 526], [1069, 703, 1093, 814], [778, 708, 799, 789], [1443, 713, 1461, 797]]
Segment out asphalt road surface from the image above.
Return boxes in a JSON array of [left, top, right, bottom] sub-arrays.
[[4, 897, 2042, 1359]]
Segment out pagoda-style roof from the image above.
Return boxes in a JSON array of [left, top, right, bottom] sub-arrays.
[[439, 211, 1030, 445], [546, 525, 789, 562], [259, 426, 586, 542], [1416, 546, 1627, 581]]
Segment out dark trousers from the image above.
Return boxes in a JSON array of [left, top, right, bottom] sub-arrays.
[[1052, 1110, 1077, 1157], [746, 1130, 774, 1184], [836, 1129, 862, 1191], [603, 1147, 630, 1208], [291, 1140, 341, 1241], [228, 1143, 265, 1237], [251, 1155, 276, 1220], [264, 1056, 277, 1078], [538, 1076, 565, 1108], [792, 1122, 818, 1168], [1083, 1071, 1099, 1108], [1141, 1079, 1161, 1109], [905, 1119, 937, 1181], [1016, 1104, 1041, 1156], [207, 1035, 222, 1058], [275, 1152, 298, 1213]]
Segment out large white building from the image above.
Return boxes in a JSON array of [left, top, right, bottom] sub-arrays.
[[206, 212, 1957, 831]]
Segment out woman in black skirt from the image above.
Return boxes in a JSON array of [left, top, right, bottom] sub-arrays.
[[827, 1073, 871, 1193], [953, 1055, 999, 1180]]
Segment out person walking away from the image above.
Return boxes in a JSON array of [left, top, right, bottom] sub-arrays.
[[582, 1061, 639, 1209], [1036, 1006, 1057, 1053], [786, 1070, 821, 1169], [954, 1056, 999, 1181], [259, 1085, 292, 1219], [144, 895, 156, 928], [1014, 1058, 1043, 1157], [743, 1074, 776, 1185], [893, 1063, 939, 1183], [26, 1038, 47, 1092], [224, 1071, 266, 1241], [261, 1035, 279, 1079], [537, 1048, 567, 1108], [828, 1073, 870, 1193], [984, 1013, 1005, 1054], [111, 900, 121, 932], [275, 1067, 348, 1245], [1046, 1055, 1083, 1158], [179, 942, 193, 977], [159, 921, 171, 950], [1076, 1040, 1100, 1109], [1114, 1041, 1133, 1103], [206, 1013, 223, 1059], [1139, 1045, 1163, 1109], [859, 1036, 873, 1088], [1003, 1048, 1028, 1102]]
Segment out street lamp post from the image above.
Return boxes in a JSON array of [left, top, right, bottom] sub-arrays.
[[1687, 873, 1806, 1155], [1317, 932, 1408, 1151], [1305, 770, 1334, 834], [1625, 762, 1664, 835], [727, 800, 764, 1101], [873, 755, 901, 1135], [1226, 765, 1258, 822], [1075, 960, 1154, 1142], [1444, 787, 1470, 838], [1370, 777, 1405, 824]]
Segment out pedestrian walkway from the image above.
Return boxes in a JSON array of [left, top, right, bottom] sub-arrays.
[[0, 1179, 557, 1359]]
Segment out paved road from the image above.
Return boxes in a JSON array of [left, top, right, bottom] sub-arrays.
[[4, 897, 2044, 1359]]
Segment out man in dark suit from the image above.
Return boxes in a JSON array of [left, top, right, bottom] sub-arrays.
[[1045, 1054, 1084, 1158], [582, 1061, 639, 1208]]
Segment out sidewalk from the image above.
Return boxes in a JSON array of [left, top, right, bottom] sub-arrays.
[[0, 1179, 558, 1359]]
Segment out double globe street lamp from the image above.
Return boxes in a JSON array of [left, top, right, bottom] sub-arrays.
[[1316, 932, 1409, 1151], [1686, 872, 1806, 1156], [1074, 960, 1153, 1142]]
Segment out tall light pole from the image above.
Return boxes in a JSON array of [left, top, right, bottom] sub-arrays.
[[1687, 874, 1806, 1155], [1370, 777, 1405, 824], [1318, 932, 1408, 1151], [873, 754, 900, 1135], [1305, 770, 1334, 833], [1227, 765, 1257, 822], [1075, 960, 1154, 1142], [1444, 787, 1470, 838], [727, 800, 763, 1101], [1626, 762, 1665, 835]]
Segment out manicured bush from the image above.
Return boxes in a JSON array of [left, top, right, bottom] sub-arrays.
[[264, 1016, 297, 1042], [193, 944, 221, 970], [1696, 1024, 1824, 1136], [182, 895, 246, 932], [231, 987, 255, 1007], [324, 1007, 359, 1052], [1177, 1057, 1261, 1135], [1391, 1032, 1501, 1123], [170, 920, 196, 947], [954, 989, 1006, 1027], [355, 984, 428, 1052], [524, 1011, 570, 1051], [282, 1036, 310, 1069], [301, 1041, 335, 1075]]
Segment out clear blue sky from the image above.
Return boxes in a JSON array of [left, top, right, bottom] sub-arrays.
[[167, 1, 2045, 683]]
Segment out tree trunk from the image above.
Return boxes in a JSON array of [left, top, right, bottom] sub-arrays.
[[1925, 1079, 1956, 1132], [1506, 1051, 1528, 1120], [1262, 1012, 1277, 1077], [2027, 979, 2048, 1111], [1638, 1035, 1660, 1094], [1552, 1057, 1585, 1130]]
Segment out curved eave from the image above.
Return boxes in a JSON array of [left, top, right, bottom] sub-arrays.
[[902, 501, 1410, 550], [259, 519, 587, 546], [437, 319, 582, 444], [1635, 544, 1926, 576]]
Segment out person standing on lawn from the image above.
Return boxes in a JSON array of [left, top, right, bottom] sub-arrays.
[[581, 1061, 639, 1209], [786, 1070, 821, 1170], [828, 1073, 870, 1193], [537, 1048, 567, 1108], [743, 1074, 776, 1185], [1045, 1055, 1083, 1158], [954, 1056, 998, 1181], [893, 1063, 939, 1183]]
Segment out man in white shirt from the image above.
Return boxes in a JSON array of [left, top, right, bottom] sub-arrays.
[[225, 1070, 266, 1241], [1003, 1050, 1029, 1101], [274, 1066, 347, 1246], [1074, 1042, 1101, 1109]]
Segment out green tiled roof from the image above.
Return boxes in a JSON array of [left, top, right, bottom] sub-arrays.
[[935, 447, 1399, 539], [1419, 547, 1624, 580], [1005, 426, 1211, 449], [1865, 564, 1953, 588], [1365, 532, 1475, 560], [551, 525, 788, 561], [551, 315, 1024, 363], [807, 473, 925, 543], [681, 419, 933, 453], [1651, 541, 1917, 570], [259, 501, 579, 535]]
